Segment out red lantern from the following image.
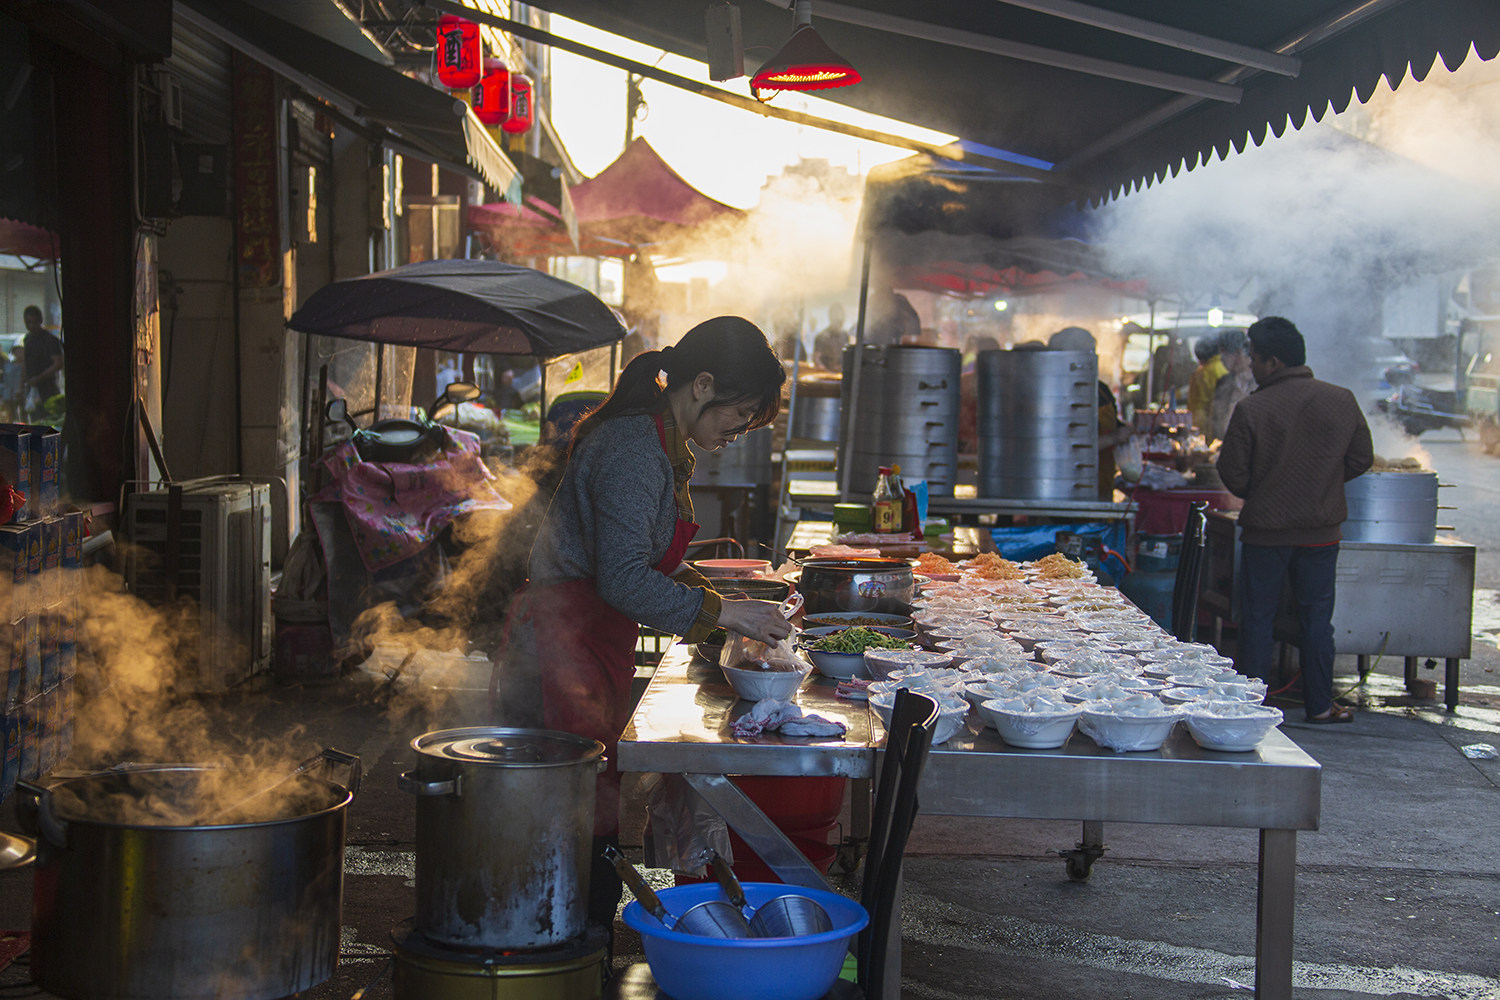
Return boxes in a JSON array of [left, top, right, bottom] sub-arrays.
[[502, 74, 533, 134], [472, 58, 512, 126], [435, 15, 481, 90]]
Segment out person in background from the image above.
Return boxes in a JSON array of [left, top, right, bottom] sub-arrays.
[[1217, 316, 1373, 724], [21, 306, 63, 417], [1187, 334, 1227, 440], [812, 303, 849, 371], [3, 344, 25, 422], [1210, 329, 1255, 442], [492, 368, 525, 412], [499, 317, 791, 941], [1049, 327, 1132, 498]]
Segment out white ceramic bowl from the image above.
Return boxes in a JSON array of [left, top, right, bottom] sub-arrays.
[[720, 662, 812, 702], [870, 690, 970, 745], [862, 648, 954, 681], [1183, 702, 1284, 751], [1078, 701, 1183, 752], [979, 698, 1082, 748], [804, 647, 869, 680], [1159, 686, 1212, 705]]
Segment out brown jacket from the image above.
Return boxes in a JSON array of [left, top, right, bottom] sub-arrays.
[[1216, 366, 1373, 546]]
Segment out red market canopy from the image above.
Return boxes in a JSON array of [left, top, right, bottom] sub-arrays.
[[0, 218, 57, 260], [565, 138, 745, 250]]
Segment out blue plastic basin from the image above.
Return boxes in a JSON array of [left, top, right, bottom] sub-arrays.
[[623, 883, 869, 1000]]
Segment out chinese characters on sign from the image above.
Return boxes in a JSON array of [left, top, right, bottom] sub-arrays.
[[233, 53, 280, 289]]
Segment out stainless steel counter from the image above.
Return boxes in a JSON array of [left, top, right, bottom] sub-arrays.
[[619, 644, 1322, 1000]]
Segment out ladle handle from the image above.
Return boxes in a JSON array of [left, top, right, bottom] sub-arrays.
[[710, 851, 748, 911], [605, 845, 670, 925]]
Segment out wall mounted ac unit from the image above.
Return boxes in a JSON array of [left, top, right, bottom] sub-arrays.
[[123, 478, 272, 692]]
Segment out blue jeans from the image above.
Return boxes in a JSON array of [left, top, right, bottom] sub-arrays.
[[1237, 543, 1340, 719]]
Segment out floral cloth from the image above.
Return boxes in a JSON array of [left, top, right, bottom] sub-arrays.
[[316, 428, 512, 572]]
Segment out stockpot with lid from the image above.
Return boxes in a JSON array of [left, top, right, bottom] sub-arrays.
[[399, 727, 606, 950]]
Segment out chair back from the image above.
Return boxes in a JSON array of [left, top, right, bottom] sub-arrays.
[[1171, 501, 1208, 641], [859, 689, 938, 1000]]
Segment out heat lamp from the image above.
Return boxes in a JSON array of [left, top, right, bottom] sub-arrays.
[[750, 0, 861, 97]]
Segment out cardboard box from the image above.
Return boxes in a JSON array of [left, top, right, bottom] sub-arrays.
[[0, 526, 27, 621], [18, 616, 38, 706], [0, 714, 18, 802], [18, 697, 38, 781], [0, 621, 22, 712], [40, 516, 61, 607], [39, 609, 59, 692], [0, 430, 31, 522], [0, 426, 59, 519]]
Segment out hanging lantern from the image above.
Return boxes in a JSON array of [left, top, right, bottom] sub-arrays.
[[472, 58, 512, 126], [435, 15, 482, 90], [502, 74, 533, 134]]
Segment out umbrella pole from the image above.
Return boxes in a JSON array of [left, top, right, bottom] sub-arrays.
[[375, 344, 386, 420], [540, 363, 548, 422], [838, 236, 874, 503]]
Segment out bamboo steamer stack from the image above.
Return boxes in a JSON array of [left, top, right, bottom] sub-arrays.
[[977, 349, 1099, 500]]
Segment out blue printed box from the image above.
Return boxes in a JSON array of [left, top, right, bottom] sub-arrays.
[[0, 621, 23, 711], [0, 430, 30, 523], [0, 426, 59, 519], [18, 616, 38, 706], [0, 525, 27, 621], [40, 517, 61, 607], [0, 714, 18, 802], [40, 609, 59, 692], [18, 697, 38, 782]]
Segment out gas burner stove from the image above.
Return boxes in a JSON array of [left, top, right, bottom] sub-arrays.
[[389, 918, 608, 999]]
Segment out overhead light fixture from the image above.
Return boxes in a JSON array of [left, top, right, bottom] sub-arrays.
[[750, 0, 861, 98]]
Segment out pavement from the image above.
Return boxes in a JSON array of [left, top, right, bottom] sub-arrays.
[[0, 653, 1492, 1000]]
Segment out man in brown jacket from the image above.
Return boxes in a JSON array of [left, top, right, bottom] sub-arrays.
[[1217, 316, 1373, 723]]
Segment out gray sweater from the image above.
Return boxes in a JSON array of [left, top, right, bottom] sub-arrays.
[[529, 414, 714, 638]]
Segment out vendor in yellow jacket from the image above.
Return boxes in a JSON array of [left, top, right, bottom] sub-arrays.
[[1187, 334, 1228, 440]]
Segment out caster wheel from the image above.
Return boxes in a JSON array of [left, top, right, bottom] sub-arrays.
[[1065, 855, 1093, 882]]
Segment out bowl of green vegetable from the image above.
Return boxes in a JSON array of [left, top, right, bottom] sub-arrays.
[[800, 626, 917, 680]]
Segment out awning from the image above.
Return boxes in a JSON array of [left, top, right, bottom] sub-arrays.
[[175, 0, 521, 200], [516, 0, 1498, 202]]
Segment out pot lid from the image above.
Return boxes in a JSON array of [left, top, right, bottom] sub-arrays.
[[412, 727, 604, 766]]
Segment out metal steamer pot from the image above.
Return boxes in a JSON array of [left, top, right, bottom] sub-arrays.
[[17, 751, 361, 1000], [1343, 471, 1443, 544], [794, 558, 914, 616], [399, 728, 606, 950]]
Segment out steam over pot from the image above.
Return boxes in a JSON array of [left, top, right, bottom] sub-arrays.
[[16, 750, 361, 1000]]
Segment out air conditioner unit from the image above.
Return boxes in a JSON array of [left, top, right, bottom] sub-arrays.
[[150, 69, 183, 128], [123, 478, 273, 692]]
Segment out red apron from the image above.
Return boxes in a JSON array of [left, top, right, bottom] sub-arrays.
[[529, 414, 698, 837]]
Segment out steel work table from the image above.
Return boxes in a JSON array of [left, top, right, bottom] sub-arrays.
[[618, 645, 1322, 1000]]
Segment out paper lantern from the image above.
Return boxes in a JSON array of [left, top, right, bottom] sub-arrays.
[[472, 58, 512, 126], [502, 74, 533, 134], [435, 15, 481, 90]]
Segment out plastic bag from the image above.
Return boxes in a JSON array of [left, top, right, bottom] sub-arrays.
[[1114, 436, 1144, 483], [719, 632, 810, 672], [640, 773, 733, 877]]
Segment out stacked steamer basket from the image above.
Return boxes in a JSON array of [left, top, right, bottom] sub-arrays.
[[976, 349, 1099, 500], [840, 345, 961, 496]]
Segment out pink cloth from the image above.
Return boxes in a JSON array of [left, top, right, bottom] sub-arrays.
[[317, 429, 512, 571]]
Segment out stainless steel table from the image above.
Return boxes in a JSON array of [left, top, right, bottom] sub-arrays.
[[618, 646, 1322, 1000]]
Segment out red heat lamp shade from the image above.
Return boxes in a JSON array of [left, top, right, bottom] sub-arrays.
[[435, 14, 482, 90], [749, 24, 861, 95], [472, 58, 512, 126]]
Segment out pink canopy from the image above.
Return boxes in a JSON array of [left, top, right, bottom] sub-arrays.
[[566, 138, 744, 249]]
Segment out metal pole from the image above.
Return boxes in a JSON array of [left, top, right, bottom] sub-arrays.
[[1144, 299, 1156, 405], [838, 237, 875, 502], [374, 343, 386, 419]]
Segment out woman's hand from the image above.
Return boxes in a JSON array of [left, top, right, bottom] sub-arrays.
[[717, 599, 793, 644]]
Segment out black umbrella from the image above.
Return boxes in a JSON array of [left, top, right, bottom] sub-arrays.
[[287, 259, 627, 358]]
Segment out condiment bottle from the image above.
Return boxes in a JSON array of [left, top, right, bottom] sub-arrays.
[[872, 466, 898, 534], [891, 464, 921, 540]]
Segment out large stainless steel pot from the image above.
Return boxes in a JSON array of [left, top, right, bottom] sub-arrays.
[[17, 751, 361, 1000], [795, 558, 914, 615], [840, 346, 961, 496], [399, 728, 605, 950], [1343, 471, 1440, 544], [977, 349, 1099, 500]]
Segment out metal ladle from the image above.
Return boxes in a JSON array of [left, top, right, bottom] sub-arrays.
[[606, 846, 751, 938]]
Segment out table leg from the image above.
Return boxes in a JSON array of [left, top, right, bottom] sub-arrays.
[[1445, 658, 1460, 711], [1256, 829, 1297, 1000], [1403, 656, 1418, 690], [852, 777, 872, 841], [682, 773, 832, 891]]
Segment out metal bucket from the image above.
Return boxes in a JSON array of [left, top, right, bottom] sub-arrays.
[[1342, 471, 1439, 544], [399, 728, 606, 950], [977, 349, 1099, 499], [18, 755, 360, 1000], [840, 346, 961, 496]]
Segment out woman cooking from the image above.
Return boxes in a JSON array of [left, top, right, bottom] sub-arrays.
[[504, 315, 793, 938]]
